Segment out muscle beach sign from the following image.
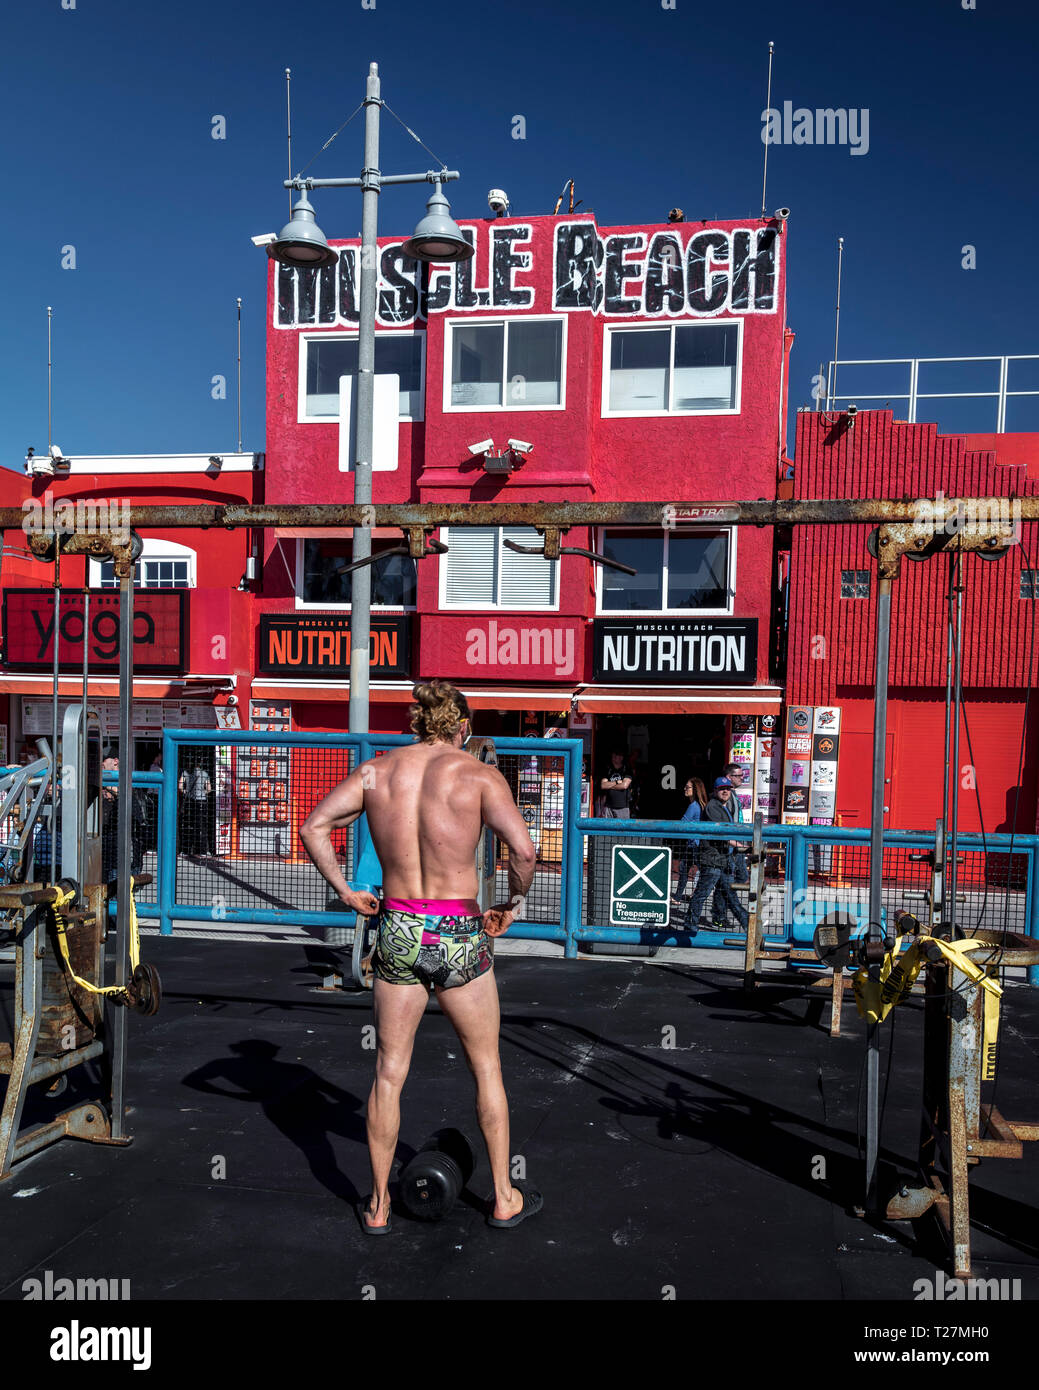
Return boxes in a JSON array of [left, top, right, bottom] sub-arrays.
[[275, 221, 781, 328], [593, 618, 757, 684]]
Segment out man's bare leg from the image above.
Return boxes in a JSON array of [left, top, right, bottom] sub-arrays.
[[435, 969, 523, 1221], [365, 978, 428, 1227]]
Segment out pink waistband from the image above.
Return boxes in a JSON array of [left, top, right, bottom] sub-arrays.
[[384, 897, 482, 916]]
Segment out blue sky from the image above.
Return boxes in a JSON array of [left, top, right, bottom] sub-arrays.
[[3, 0, 1036, 467]]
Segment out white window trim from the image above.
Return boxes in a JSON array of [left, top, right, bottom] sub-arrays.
[[600, 318, 743, 419], [437, 527, 561, 611], [594, 526, 736, 617], [297, 329, 426, 424], [293, 539, 417, 612], [442, 315, 568, 414], [89, 538, 197, 589]]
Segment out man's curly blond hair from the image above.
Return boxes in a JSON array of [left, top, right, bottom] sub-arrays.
[[409, 679, 472, 744]]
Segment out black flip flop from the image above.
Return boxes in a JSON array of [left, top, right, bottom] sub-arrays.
[[358, 1196, 393, 1236], [487, 1184, 544, 1228]]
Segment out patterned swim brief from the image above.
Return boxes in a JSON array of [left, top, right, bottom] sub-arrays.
[[373, 907, 493, 990]]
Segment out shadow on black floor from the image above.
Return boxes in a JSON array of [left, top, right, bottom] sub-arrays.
[[181, 1039, 388, 1205]]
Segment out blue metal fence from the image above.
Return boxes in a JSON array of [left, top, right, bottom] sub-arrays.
[[120, 731, 1039, 985]]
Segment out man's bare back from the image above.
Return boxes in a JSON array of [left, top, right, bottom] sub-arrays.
[[362, 742, 496, 902], [299, 737, 535, 935]]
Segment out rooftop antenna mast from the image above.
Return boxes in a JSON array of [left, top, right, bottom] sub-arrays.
[[236, 297, 243, 454], [47, 306, 53, 454], [828, 237, 844, 410], [760, 41, 775, 218], [285, 67, 293, 217]]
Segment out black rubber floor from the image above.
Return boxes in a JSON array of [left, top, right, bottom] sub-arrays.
[[2, 940, 1038, 1302]]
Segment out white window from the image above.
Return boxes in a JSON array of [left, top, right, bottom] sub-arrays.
[[91, 538, 196, 589], [299, 331, 425, 421], [444, 318, 565, 411], [294, 538, 416, 610], [602, 321, 742, 416], [596, 529, 734, 615], [440, 527, 558, 609]]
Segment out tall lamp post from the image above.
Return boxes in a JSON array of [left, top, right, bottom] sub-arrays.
[[266, 61, 472, 734]]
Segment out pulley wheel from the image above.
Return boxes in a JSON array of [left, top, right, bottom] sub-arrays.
[[813, 911, 859, 969], [131, 962, 162, 1016]]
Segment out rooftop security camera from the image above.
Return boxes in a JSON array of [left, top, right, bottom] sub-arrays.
[[251, 233, 277, 246], [773, 208, 790, 222], [467, 439, 494, 456], [49, 445, 63, 459], [507, 439, 533, 455], [487, 189, 510, 216], [846, 403, 858, 417], [226, 694, 239, 707]]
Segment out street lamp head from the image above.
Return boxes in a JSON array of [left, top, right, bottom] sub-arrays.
[[266, 190, 338, 269], [402, 182, 473, 264]]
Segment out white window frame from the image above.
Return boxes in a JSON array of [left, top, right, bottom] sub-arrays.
[[594, 526, 736, 617], [442, 315, 568, 413], [293, 539, 417, 612], [438, 527, 560, 611], [600, 318, 743, 418], [89, 538, 197, 589], [297, 329, 426, 424]]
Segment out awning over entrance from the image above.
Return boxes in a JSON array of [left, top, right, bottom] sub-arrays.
[[249, 680, 574, 711], [572, 685, 783, 715], [0, 676, 230, 699]]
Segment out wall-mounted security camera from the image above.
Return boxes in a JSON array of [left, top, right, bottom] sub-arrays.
[[251, 233, 277, 247], [846, 403, 858, 418], [226, 694, 239, 707], [487, 189, 510, 217], [467, 439, 494, 456], [507, 439, 533, 455], [773, 208, 790, 222]]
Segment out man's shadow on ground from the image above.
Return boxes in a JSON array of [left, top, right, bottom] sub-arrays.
[[181, 1039, 416, 1205]]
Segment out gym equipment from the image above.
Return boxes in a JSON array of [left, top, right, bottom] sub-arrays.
[[1, 525, 161, 1178], [399, 1127, 476, 1221]]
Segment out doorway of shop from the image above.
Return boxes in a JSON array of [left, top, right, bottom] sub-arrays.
[[593, 714, 728, 821]]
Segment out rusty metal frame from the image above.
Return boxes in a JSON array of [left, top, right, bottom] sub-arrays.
[[886, 934, 1039, 1279], [4, 495, 1037, 534]]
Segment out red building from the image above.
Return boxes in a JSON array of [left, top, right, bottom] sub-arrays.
[[785, 411, 1039, 834], [259, 210, 792, 818], [0, 453, 261, 772]]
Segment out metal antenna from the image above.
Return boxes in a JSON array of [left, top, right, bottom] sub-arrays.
[[47, 306, 53, 454], [286, 68, 293, 217], [236, 297, 243, 453], [829, 237, 844, 410], [760, 41, 775, 218]]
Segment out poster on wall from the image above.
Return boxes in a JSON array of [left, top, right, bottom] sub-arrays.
[[813, 707, 841, 734], [781, 706, 815, 826]]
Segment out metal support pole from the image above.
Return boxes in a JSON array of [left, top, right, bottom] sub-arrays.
[[949, 554, 965, 937], [50, 551, 60, 886], [109, 568, 134, 1140], [348, 61, 380, 739], [864, 573, 893, 1214]]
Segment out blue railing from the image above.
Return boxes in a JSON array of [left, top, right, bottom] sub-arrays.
[[114, 731, 1039, 985]]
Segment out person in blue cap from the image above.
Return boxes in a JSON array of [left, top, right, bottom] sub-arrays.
[[683, 778, 748, 932]]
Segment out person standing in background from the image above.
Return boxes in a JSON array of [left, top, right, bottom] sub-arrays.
[[723, 762, 750, 886], [673, 776, 706, 905], [599, 750, 634, 819], [685, 778, 748, 932]]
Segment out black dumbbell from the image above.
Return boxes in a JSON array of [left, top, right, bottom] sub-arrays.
[[399, 1128, 475, 1221]]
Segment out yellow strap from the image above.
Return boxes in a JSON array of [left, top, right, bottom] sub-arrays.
[[853, 935, 925, 1023], [50, 878, 141, 1001]]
